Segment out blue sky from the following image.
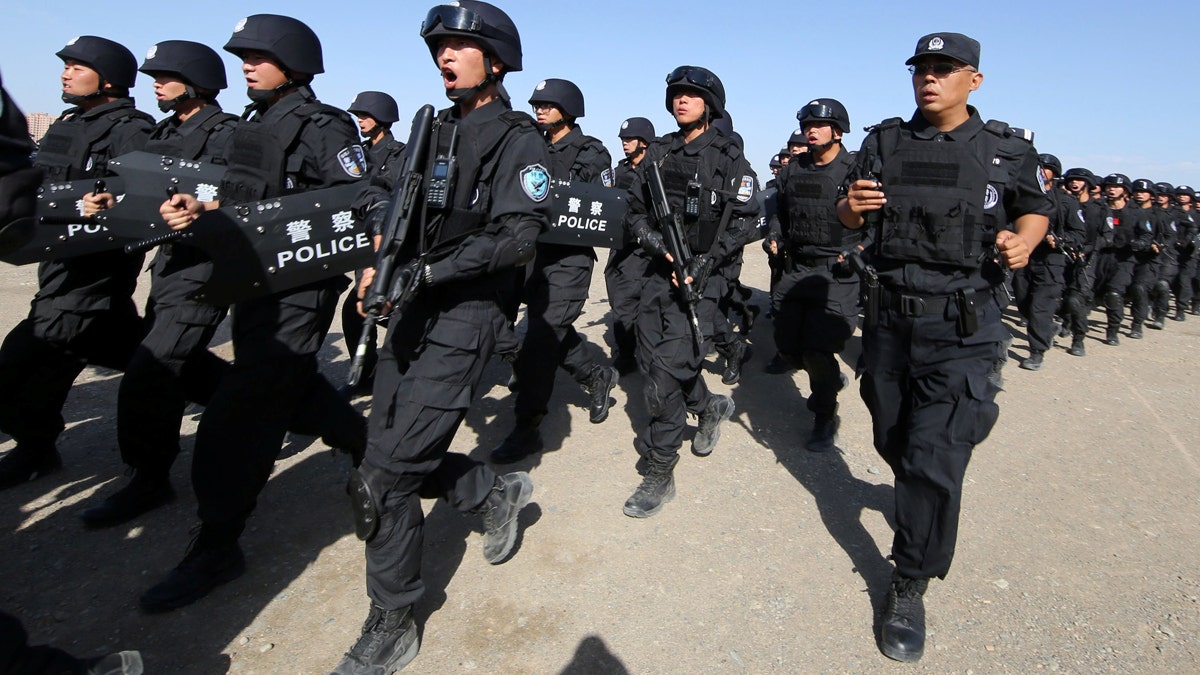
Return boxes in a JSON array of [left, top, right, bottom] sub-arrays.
[[4, 1, 1199, 187]]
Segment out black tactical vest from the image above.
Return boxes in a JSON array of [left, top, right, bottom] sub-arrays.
[[657, 136, 737, 253], [614, 160, 637, 191], [874, 120, 1007, 269], [547, 132, 603, 182], [423, 109, 534, 259], [36, 103, 155, 181], [144, 109, 238, 160], [220, 95, 345, 204], [782, 155, 851, 247]]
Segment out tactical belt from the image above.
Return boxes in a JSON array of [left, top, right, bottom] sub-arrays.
[[880, 287, 957, 318], [790, 253, 842, 271]]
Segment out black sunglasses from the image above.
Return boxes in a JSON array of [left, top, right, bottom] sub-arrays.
[[908, 62, 975, 77], [666, 66, 715, 89], [420, 5, 483, 37]]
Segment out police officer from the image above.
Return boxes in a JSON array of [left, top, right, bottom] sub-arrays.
[[143, 14, 369, 612], [621, 65, 758, 518], [1013, 153, 1075, 371], [333, 3, 545, 671], [1092, 174, 1143, 345], [1060, 167, 1109, 356], [0, 36, 153, 490], [708, 112, 755, 385], [605, 116, 655, 375], [1149, 181, 1180, 328], [78, 40, 239, 527], [766, 154, 782, 188], [838, 33, 1051, 662], [490, 78, 618, 463], [766, 98, 860, 450], [1127, 179, 1161, 338], [339, 90, 407, 399], [1172, 185, 1197, 319]]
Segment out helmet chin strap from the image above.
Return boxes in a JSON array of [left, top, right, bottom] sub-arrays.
[[537, 117, 569, 134], [62, 80, 108, 105], [677, 108, 709, 133], [159, 84, 198, 113], [446, 55, 500, 104], [807, 139, 840, 153], [248, 70, 305, 103]]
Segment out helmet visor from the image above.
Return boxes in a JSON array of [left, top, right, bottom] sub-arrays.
[[421, 5, 484, 37], [665, 66, 715, 89], [797, 102, 838, 123]]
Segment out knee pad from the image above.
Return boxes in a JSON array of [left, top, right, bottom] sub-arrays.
[[1103, 291, 1123, 310], [347, 468, 381, 542], [1155, 279, 1171, 295]]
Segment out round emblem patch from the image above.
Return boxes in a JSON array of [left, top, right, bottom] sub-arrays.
[[929, 37, 945, 51], [983, 184, 999, 210]]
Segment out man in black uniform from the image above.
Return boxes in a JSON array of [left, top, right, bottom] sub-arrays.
[[333, 3, 546, 671], [1012, 153, 1074, 371], [1092, 173, 1144, 346], [143, 14, 369, 612], [766, 98, 860, 451], [339, 90, 407, 399], [605, 116, 655, 375], [1060, 167, 1109, 357], [1149, 182, 1180, 329], [78, 40, 239, 527], [0, 36, 154, 490], [490, 78, 617, 464], [620, 65, 758, 518], [1172, 185, 1197, 320], [1127, 179, 1161, 338], [838, 33, 1051, 662]]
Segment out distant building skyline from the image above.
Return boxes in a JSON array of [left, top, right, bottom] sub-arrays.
[[24, 112, 57, 144]]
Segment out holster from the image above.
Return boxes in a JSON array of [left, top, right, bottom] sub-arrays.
[[955, 289, 980, 337]]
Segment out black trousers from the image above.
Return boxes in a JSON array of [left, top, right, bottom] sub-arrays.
[[512, 245, 601, 420], [117, 247, 227, 474], [857, 290, 1004, 580], [1014, 251, 1065, 353], [604, 245, 648, 363], [193, 278, 365, 539], [361, 293, 518, 610], [1092, 250, 1133, 330]]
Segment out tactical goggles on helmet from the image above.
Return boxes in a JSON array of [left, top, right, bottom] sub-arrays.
[[421, 5, 484, 37], [666, 66, 716, 89], [797, 103, 838, 123], [907, 62, 976, 77]]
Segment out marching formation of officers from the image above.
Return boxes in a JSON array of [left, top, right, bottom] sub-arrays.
[[0, 2, 1185, 672]]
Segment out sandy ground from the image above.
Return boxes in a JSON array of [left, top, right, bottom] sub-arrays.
[[1, 249, 1198, 674]]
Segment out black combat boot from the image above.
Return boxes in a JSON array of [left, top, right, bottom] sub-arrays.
[[1019, 352, 1044, 371], [623, 454, 677, 518], [1129, 321, 1144, 339], [583, 365, 618, 423], [0, 443, 61, 490], [806, 410, 840, 453], [79, 470, 175, 529], [763, 352, 794, 375], [1067, 338, 1086, 357], [692, 394, 735, 457], [480, 472, 533, 563], [880, 573, 930, 662], [333, 604, 420, 674], [720, 338, 749, 385], [140, 528, 245, 613], [490, 416, 544, 464], [1104, 327, 1120, 346], [1173, 303, 1187, 321]]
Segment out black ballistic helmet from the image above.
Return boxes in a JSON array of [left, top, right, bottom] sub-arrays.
[[56, 36, 138, 88], [139, 40, 228, 91], [1154, 181, 1174, 196], [787, 128, 805, 147], [348, 91, 400, 125], [1062, 167, 1097, 187], [528, 78, 585, 118], [224, 15, 324, 75], [665, 65, 725, 119], [1102, 173, 1131, 188], [769, 155, 782, 169], [797, 98, 850, 134], [1130, 178, 1156, 194], [618, 117, 655, 142], [1175, 185, 1195, 199], [1038, 153, 1062, 177], [421, 1, 523, 72]]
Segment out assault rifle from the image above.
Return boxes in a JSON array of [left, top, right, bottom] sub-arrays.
[[346, 104, 434, 387], [645, 160, 704, 349]]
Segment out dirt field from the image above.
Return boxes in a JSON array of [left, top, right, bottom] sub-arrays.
[[1, 250, 1198, 673]]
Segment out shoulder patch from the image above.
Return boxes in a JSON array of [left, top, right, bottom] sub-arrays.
[[601, 168, 615, 188], [338, 145, 367, 178], [520, 164, 550, 202], [736, 175, 755, 203]]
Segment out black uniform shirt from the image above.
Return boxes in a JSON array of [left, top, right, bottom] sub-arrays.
[[844, 108, 1053, 295], [145, 104, 236, 162], [242, 90, 364, 197], [365, 131, 406, 189], [547, 126, 610, 184]]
